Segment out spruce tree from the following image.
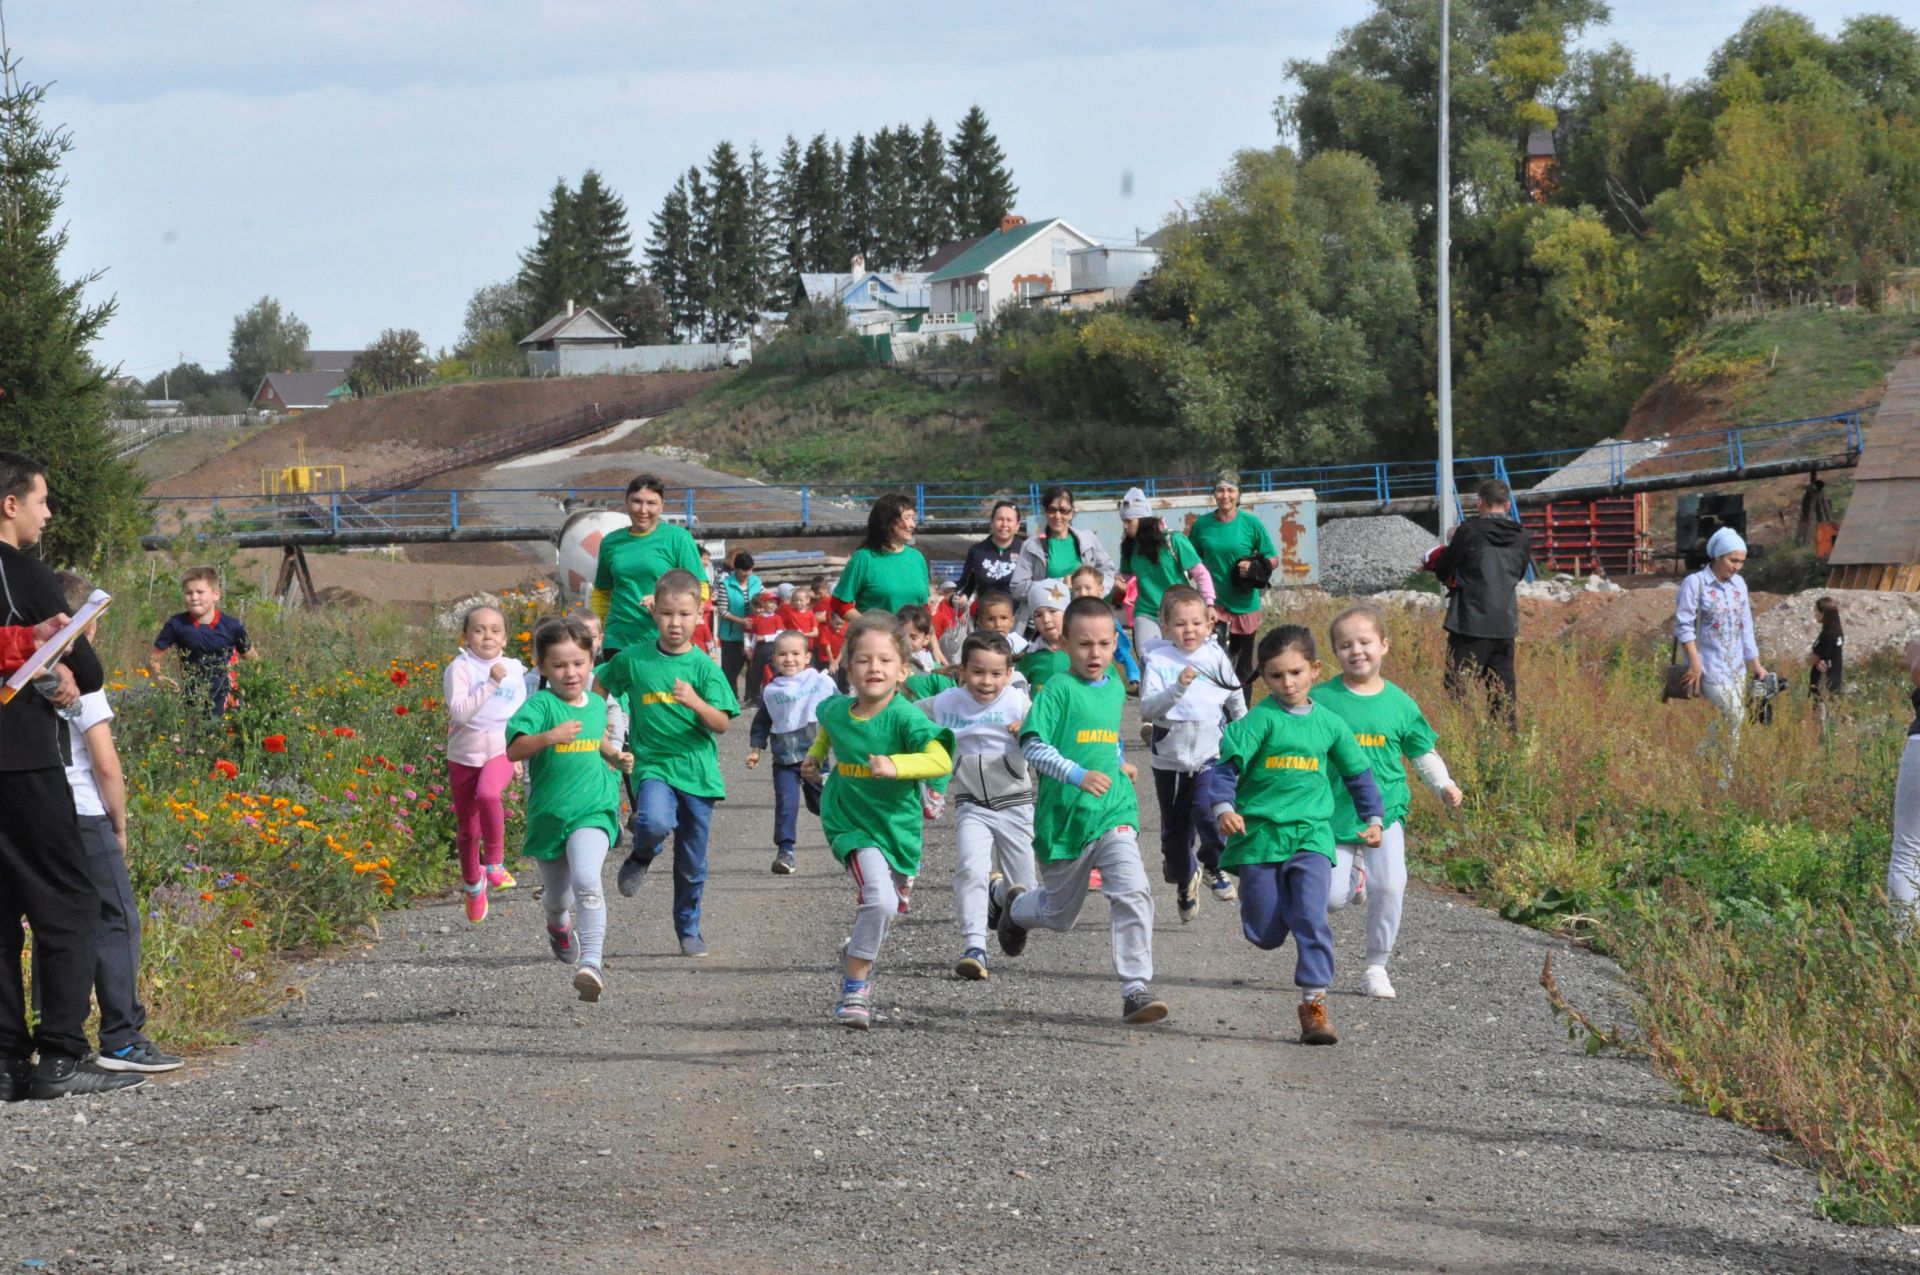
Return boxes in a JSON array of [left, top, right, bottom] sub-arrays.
[[870, 124, 913, 269], [842, 133, 874, 263], [798, 133, 844, 270], [0, 42, 143, 567], [912, 117, 955, 259], [747, 142, 781, 311], [702, 142, 757, 340], [643, 175, 698, 340], [684, 165, 714, 339], [773, 134, 806, 294], [572, 168, 634, 304], [946, 105, 1018, 237], [516, 178, 581, 329]]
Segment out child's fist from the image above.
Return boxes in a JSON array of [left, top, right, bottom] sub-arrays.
[[746, 749, 761, 769], [671, 678, 700, 707], [800, 758, 821, 785], [867, 753, 898, 779], [1361, 823, 1384, 848], [550, 719, 583, 745], [1178, 666, 1198, 687], [489, 663, 510, 683], [1442, 784, 1464, 809], [1120, 762, 1138, 782], [1079, 770, 1112, 796], [1217, 810, 1245, 837]]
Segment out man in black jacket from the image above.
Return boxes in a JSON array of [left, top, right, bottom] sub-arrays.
[[0, 451, 142, 1099], [1428, 479, 1534, 726]]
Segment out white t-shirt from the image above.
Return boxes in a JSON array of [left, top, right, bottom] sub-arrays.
[[60, 689, 113, 818], [919, 684, 1031, 757]]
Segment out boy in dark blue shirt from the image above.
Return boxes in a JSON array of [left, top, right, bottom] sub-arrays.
[[150, 566, 255, 714]]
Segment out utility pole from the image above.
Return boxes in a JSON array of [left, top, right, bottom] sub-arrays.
[[1436, 0, 1457, 533]]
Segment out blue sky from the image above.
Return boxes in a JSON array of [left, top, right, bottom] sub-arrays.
[[6, 0, 1875, 379]]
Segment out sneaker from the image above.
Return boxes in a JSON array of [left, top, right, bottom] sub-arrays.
[[1121, 987, 1169, 1024], [617, 851, 652, 898], [1207, 869, 1238, 902], [1351, 861, 1368, 905], [485, 866, 517, 891], [1177, 864, 1201, 924], [679, 934, 709, 958], [3, 1057, 32, 1102], [1298, 997, 1338, 1045], [27, 1054, 145, 1099], [96, 1041, 185, 1074], [463, 883, 488, 925], [954, 948, 989, 981], [1361, 964, 1397, 1000], [835, 986, 873, 1030], [771, 850, 796, 875], [573, 964, 604, 1003], [985, 876, 1007, 933], [896, 877, 914, 916], [547, 924, 576, 962], [1088, 867, 1104, 891], [995, 884, 1030, 957]]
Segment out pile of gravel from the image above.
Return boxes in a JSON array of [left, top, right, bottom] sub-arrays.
[[1753, 587, 1920, 661], [1517, 573, 1625, 602], [1529, 437, 1666, 494], [1317, 515, 1440, 596]]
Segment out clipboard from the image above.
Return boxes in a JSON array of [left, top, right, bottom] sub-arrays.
[[0, 589, 111, 705]]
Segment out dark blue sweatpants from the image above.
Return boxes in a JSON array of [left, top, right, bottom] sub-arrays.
[[1237, 850, 1335, 990]]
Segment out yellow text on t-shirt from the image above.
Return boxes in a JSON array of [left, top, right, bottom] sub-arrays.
[[639, 691, 677, 707], [1355, 733, 1387, 748], [1076, 729, 1119, 745], [836, 761, 873, 779], [1264, 754, 1321, 772], [554, 738, 603, 754]]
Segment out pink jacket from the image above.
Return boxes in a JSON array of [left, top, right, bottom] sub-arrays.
[[442, 647, 527, 768]]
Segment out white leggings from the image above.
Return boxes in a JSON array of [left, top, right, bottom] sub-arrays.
[[1328, 822, 1407, 968], [537, 827, 610, 968], [1892, 737, 1920, 929], [845, 847, 911, 964], [953, 803, 1037, 952]]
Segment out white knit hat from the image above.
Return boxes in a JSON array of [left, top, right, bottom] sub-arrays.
[[1119, 487, 1153, 519], [1029, 577, 1072, 612]]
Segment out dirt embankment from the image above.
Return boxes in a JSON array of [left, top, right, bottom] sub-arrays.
[[152, 373, 726, 497]]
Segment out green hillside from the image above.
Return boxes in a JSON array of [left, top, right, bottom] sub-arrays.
[[1660, 306, 1920, 429]]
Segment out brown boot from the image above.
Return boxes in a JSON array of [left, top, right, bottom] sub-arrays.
[[1298, 997, 1338, 1045]]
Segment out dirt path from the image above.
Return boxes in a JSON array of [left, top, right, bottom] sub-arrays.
[[2, 703, 1908, 1274]]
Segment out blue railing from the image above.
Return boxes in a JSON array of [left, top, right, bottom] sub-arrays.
[[145, 411, 1864, 539]]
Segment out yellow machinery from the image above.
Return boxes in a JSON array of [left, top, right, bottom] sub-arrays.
[[262, 439, 346, 496]]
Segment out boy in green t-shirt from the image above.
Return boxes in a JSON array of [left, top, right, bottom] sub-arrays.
[[1312, 605, 1464, 1001], [990, 597, 1167, 1025], [596, 569, 739, 958], [1197, 625, 1384, 1045], [507, 616, 634, 1003], [1015, 577, 1072, 696]]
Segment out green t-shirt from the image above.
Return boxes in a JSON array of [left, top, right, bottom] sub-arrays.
[[1016, 646, 1069, 696], [504, 691, 622, 861], [816, 694, 954, 876], [1309, 678, 1438, 843], [1189, 510, 1278, 616], [903, 671, 957, 701], [598, 644, 739, 799], [1022, 673, 1138, 861], [832, 545, 931, 614], [1216, 699, 1370, 868], [1127, 532, 1201, 624], [592, 522, 706, 651], [1043, 534, 1082, 580]]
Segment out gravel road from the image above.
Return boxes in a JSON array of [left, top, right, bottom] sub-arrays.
[[3, 703, 1912, 1275]]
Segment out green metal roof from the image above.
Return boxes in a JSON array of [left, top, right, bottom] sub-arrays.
[[926, 219, 1058, 283]]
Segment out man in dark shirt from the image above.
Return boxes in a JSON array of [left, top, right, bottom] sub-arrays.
[[1427, 479, 1535, 727], [0, 451, 142, 1099]]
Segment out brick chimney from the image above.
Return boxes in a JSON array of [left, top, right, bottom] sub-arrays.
[[999, 214, 1026, 233]]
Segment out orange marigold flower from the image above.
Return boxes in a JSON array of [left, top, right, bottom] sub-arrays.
[[199, 891, 214, 902]]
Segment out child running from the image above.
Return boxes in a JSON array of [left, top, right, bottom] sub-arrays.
[[744, 589, 785, 703], [444, 604, 527, 922], [991, 597, 1167, 1025], [1068, 565, 1139, 689], [598, 569, 739, 958], [505, 617, 633, 1002], [748, 631, 836, 875], [1311, 605, 1463, 1000], [801, 613, 955, 1029], [973, 588, 1028, 657], [1198, 625, 1383, 1044], [149, 566, 257, 716], [1139, 585, 1247, 923], [1016, 578, 1072, 695], [919, 632, 1036, 981]]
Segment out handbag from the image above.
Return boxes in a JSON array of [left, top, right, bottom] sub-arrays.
[[1661, 636, 1697, 703]]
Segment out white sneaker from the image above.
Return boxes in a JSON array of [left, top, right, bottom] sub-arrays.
[[1360, 964, 1396, 999]]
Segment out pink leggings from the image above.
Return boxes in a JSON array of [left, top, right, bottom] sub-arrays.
[[449, 755, 514, 884]]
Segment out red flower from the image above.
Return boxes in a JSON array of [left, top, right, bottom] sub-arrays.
[[393, 705, 409, 717], [389, 669, 409, 687], [331, 727, 356, 738], [262, 734, 288, 754], [212, 759, 239, 780], [240, 918, 256, 928]]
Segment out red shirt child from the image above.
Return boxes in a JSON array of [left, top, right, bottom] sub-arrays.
[[813, 612, 847, 669], [780, 587, 820, 640]]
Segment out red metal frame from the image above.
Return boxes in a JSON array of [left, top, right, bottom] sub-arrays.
[[1520, 494, 1648, 576]]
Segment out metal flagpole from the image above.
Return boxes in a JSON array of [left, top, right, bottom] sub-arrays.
[[1436, 0, 1457, 532]]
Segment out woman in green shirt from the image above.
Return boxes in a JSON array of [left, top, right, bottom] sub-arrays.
[[831, 493, 932, 620], [1188, 473, 1281, 687], [1116, 487, 1216, 653], [1009, 485, 1118, 629], [589, 473, 707, 660]]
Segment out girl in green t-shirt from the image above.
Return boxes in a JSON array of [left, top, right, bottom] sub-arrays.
[[505, 617, 633, 1005], [1196, 625, 1383, 1047], [801, 613, 954, 1030]]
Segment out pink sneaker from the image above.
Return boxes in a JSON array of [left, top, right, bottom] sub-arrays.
[[463, 884, 488, 924], [897, 877, 914, 915], [485, 865, 517, 891]]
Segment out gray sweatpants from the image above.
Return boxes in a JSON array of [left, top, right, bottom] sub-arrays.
[[76, 813, 147, 1052], [536, 827, 610, 969], [1892, 737, 1920, 932], [1008, 827, 1155, 989], [954, 802, 1037, 951], [846, 846, 911, 963], [1328, 822, 1407, 968]]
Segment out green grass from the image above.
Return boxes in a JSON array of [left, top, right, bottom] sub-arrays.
[[652, 365, 1196, 484], [133, 425, 267, 484], [1675, 306, 1920, 425]]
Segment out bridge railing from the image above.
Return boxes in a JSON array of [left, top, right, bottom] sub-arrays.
[[147, 410, 1866, 540]]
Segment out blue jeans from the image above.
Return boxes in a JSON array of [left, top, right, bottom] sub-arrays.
[[1237, 850, 1335, 989], [1152, 767, 1225, 883], [771, 762, 822, 856], [629, 779, 716, 939]]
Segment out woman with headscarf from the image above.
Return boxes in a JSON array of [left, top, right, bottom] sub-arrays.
[[1674, 528, 1771, 763], [1186, 472, 1279, 685], [1116, 487, 1215, 653], [1009, 486, 1117, 627], [831, 492, 933, 619]]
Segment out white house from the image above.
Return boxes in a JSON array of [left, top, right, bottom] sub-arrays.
[[518, 302, 625, 352], [924, 216, 1098, 319], [797, 255, 932, 316]]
